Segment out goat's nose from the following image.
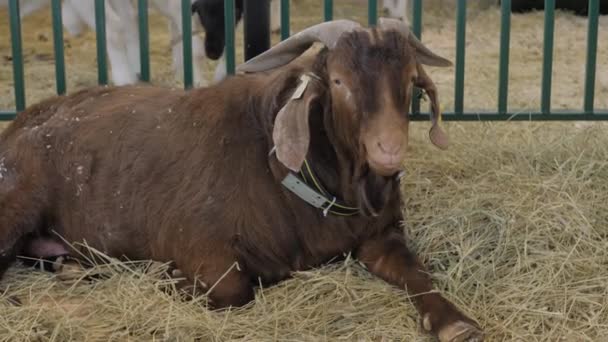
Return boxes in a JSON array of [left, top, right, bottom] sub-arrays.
[[377, 140, 402, 156]]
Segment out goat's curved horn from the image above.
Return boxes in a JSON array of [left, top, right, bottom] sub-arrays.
[[237, 19, 362, 73], [378, 17, 452, 67]]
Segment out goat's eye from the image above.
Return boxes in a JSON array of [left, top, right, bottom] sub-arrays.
[[333, 79, 341, 86]]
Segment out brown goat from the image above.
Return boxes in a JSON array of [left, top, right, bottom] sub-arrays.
[[0, 19, 483, 341]]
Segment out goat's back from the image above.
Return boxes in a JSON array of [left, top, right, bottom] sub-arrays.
[[0, 83, 267, 259]]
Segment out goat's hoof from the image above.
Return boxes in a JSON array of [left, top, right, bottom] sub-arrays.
[[171, 268, 183, 278], [438, 320, 484, 342]]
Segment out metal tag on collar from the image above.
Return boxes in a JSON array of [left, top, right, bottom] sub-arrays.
[[281, 173, 329, 209]]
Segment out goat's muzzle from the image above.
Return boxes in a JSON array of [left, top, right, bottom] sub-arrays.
[[361, 111, 409, 177], [366, 138, 407, 177]]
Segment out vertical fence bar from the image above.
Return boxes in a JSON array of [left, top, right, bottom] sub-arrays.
[[224, 0, 236, 75], [181, 0, 193, 89], [411, 0, 422, 114], [584, 0, 599, 114], [94, 0, 108, 85], [368, 0, 378, 26], [244, 0, 270, 61], [51, 0, 66, 95], [324, 0, 333, 21], [541, 0, 555, 114], [138, 0, 150, 82], [454, 0, 466, 115], [280, 0, 290, 40], [9, 0, 26, 111], [498, 0, 511, 114]]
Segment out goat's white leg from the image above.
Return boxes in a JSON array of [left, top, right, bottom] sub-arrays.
[[270, 0, 281, 33], [19, 0, 49, 18], [124, 14, 141, 79], [107, 35, 138, 85], [63, 0, 95, 28], [62, 1, 86, 37], [190, 11, 209, 87], [62, 0, 135, 85], [191, 33, 208, 87], [110, 0, 140, 80], [105, 0, 138, 85]]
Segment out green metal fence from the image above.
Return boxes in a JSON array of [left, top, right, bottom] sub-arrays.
[[1, 0, 606, 121]]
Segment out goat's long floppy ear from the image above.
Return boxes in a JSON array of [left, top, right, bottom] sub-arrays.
[[378, 17, 452, 67], [272, 75, 320, 171], [379, 17, 449, 148], [237, 20, 361, 73], [415, 63, 449, 149]]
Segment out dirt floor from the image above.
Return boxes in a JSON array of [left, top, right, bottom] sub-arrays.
[[1, 1, 608, 341]]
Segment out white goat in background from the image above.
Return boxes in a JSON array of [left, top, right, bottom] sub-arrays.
[[2, 0, 211, 86]]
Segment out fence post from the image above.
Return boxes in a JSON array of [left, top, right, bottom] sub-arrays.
[[584, 0, 599, 114], [9, 0, 26, 112], [324, 0, 333, 21], [368, 0, 377, 26], [244, 0, 270, 61], [51, 0, 66, 95], [224, 0, 235, 75], [281, 0, 290, 40], [454, 0, 466, 115], [541, 0, 555, 115], [498, 0, 511, 114], [181, 0, 193, 89], [411, 0, 422, 115], [94, 0, 108, 85], [138, 0, 150, 82]]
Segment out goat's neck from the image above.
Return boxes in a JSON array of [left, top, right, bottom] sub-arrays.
[[306, 117, 359, 207], [305, 142, 346, 202]]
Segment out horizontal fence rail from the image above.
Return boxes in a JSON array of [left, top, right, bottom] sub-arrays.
[[1, 0, 605, 121]]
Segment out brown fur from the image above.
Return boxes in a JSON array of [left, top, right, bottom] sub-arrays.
[[0, 28, 483, 340]]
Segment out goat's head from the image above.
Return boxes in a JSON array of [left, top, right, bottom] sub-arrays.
[[240, 18, 451, 179], [191, 0, 243, 60]]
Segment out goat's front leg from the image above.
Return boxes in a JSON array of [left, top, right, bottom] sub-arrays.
[[356, 231, 483, 342]]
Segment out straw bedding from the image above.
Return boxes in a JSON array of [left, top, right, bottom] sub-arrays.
[[0, 1, 607, 341]]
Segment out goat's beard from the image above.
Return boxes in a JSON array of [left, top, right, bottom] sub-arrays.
[[356, 166, 398, 217]]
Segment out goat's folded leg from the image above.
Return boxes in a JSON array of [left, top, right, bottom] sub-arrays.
[[172, 253, 254, 309], [0, 164, 48, 280], [356, 231, 484, 342]]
